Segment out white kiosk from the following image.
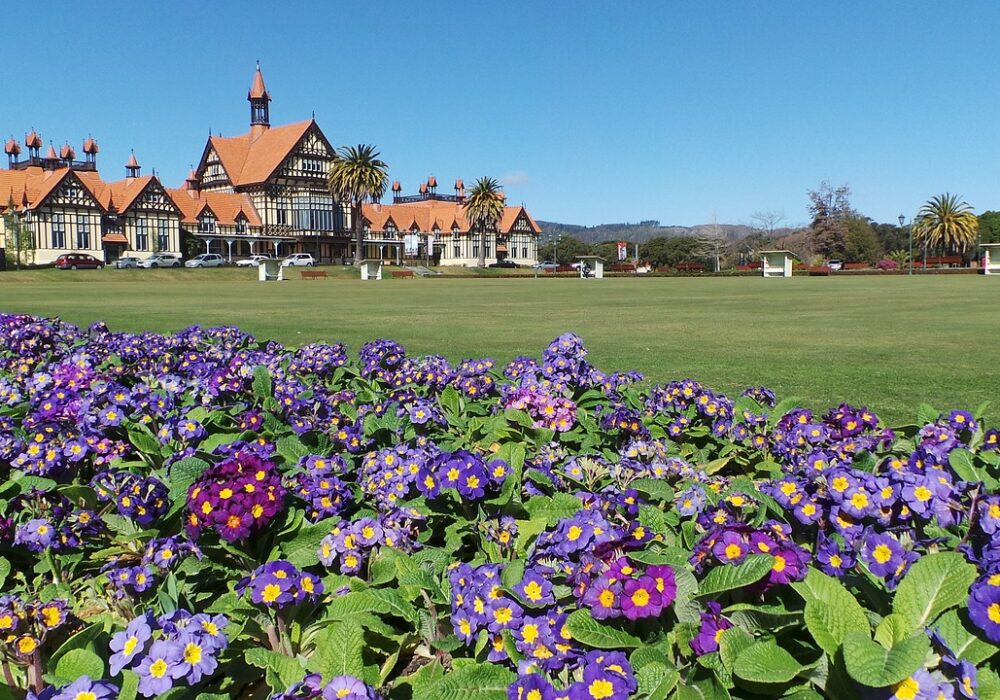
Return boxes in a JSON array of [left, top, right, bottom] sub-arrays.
[[760, 250, 795, 278], [981, 243, 1000, 275], [360, 259, 383, 281], [576, 255, 605, 279], [258, 259, 284, 281]]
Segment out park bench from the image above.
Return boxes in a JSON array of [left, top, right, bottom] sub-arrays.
[[674, 263, 705, 272], [608, 263, 636, 273], [924, 256, 964, 267], [809, 266, 831, 276], [300, 269, 327, 280], [736, 264, 762, 271], [844, 263, 868, 270], [391, 270, 414, 279]]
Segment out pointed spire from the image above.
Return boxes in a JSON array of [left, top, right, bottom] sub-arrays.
[[4, 136, 20, 156], [60, 142, 75, 161], [82, 136, 98, 154], [125, 150, 141, 178], [25, 129, 42, 149], [248, 60, 270, 100], [44, 143, 58, 160]]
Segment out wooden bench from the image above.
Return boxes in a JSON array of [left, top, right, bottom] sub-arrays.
[[608, 264, 636, 273], [808, 266, 831, 276], [844, 262, 868, 270], [300, 269, 327, 280], [924, 256, 964, 267], [391, 270, 414, 279], [674, 263, 705, 272]]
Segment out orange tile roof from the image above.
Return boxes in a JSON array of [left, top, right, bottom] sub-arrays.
[[248, 65, 270, 100], [165, 188, 262, 227], [205, 119, 313, 187], [361, 201, 539, 235]]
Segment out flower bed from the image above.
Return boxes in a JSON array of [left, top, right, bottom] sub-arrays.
[[0, 312, 998, 700]]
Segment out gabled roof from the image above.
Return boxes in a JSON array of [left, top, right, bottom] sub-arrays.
[[0, 166, 105, 211], [200, 119, 318, 187], [361, 201, 540, 235], [165, 188, 262, 227]]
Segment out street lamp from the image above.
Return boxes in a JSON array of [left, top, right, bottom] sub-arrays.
[[899, 213, 911, 276]]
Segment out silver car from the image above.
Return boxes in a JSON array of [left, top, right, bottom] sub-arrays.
[[282, 253, 315, 267], [114, 256, 139, 269], [185, 253, 226, 268]]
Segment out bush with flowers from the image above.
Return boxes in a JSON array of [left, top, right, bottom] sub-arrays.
[[1, 312, 999, 700]]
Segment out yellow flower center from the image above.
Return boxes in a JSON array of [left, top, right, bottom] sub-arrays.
[[598, 589, 616, 608], [149, 658, 168, 678], [631, 589, 650, 607], [892, 677, 920, 700], [588, 679, 615, 699], [262, 584, 282, 603], [914, 486, 932, 502], [123, 636, 139, 656], [523, 581, 543, 601], [725, 544, 743, 560], [568, 526, 583, 541], [872, 544, 893, 564], [184, 642, 202, 664], [989, 603, 1000, 624]]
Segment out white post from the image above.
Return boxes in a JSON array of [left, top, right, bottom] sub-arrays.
[[226, 239, 233, 262], [204, 239, 211, 254], [273, 241, 280, 258]]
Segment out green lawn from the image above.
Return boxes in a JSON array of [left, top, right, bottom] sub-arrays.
[[1, 267, 997, 426]]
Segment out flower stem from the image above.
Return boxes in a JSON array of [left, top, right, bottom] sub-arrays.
[[2, 659, 16, 689], [265, 623, 281, 653]]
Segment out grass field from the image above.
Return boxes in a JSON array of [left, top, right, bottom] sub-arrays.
[[1, 267, 998, 426]]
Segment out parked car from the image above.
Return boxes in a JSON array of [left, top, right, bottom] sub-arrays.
[[185, 253, 226, 268], [488, 260, 518, 268], [139, 254, 182, 268], [827, 259, 843, 271], [114, 256, 139, 269], [533, 261, 559, 270], [54, 253, 103, 270], [282, 253, 315, 267], [235, 255, 270, 267]]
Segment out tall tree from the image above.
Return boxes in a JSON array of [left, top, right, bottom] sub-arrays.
[[913, 194, 979, 254], [463, 177, 505, 267], [327, 144, 388, 264], [844, 216, 883, 264], [807, 181, 855, 259], [977, 211, 1000, 244]]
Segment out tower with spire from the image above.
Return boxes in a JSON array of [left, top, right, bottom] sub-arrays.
[[248, 61, 271, 138]]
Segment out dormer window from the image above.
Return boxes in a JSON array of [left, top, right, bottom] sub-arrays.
[[236, 217, 247, 234], [199, 212, 217, 233]]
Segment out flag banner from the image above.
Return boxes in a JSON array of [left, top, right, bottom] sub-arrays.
[[617, 241, 628, 261]]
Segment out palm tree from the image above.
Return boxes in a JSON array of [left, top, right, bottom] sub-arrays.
[[912, 193, 979, 256], [327, 144, 388, 264], [463, 177, 505, 267]]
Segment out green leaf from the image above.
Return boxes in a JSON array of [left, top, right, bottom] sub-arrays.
[[118, 670, 139, 700], [245, 648, 306, 692], [632, 478, 675, 503], [52, 648, 105, 685], [873, 614, 912, 648], [892, 552, 977, 633], [48, 622, 105, 671], [795, 569, 870, 655], [276, 435, 310, 464], [0, 557, 9, 590], [423, 662, 516, 700], [310, 622, 367, 682], [979, 667, 1000, 700], [636, 662, 680, 700], [718, 627, 755, 671], [696, 555, 773, 597], [252, 364, 273, 399], [280, 517, 337, 568], [842, 632, 929, 688], [523, 493, 583, 526], [916, 403, 939, 426], [733, 639, 806, 684], [932, 609, 998, 666], [949, 449, 984, 483], [127, 427, 161, 456], [565, 609, 642, 649]]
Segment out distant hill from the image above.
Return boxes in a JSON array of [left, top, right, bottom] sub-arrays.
[[535, 220, 761, 244]]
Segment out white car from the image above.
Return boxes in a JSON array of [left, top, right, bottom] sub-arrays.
[[185, 253, 226, 268], [282, 253, 315, 267], [236, 255, 270, 267], [827, 259, 844, 271], [139, 254, 182, 268]]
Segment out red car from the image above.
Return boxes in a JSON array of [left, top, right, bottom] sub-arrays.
[[54, 253, 104, 270]]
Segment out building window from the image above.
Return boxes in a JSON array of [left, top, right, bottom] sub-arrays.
[[236, 217, 247, 234], [276, 207, 287, 225], [485, 243, 491, 258], [199, 214, 216, 234], [522, 246, 528, 258], [76, 215, 90, 249], [135, 219, 148, 250], [52, 214, 66, 249], [473, 243, 479, 258], [157, 219, 170, 251], [292, 193, 334, 232]]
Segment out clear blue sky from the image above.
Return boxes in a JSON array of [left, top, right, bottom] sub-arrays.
[[2, 1, 998, 228]]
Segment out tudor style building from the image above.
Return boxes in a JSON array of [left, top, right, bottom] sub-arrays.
[[2, 65, 540, 267]]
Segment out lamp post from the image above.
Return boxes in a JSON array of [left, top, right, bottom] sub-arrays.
[[899, 213, 911, 276]]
